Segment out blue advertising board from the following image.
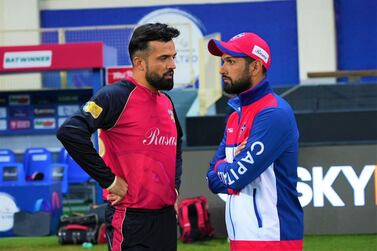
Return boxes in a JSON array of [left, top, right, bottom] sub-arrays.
[[41, 1, 299, 86], [0, 182, 62, 236], [0, 89, 92, 136]]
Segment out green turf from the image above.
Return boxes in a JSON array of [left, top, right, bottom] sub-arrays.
[[0, 235, 375, 251], [303, 234, 377, 251]]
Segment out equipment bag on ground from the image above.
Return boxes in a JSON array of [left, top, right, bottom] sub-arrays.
[[178, 196, 214, 243], [57, 213, 100, 244]]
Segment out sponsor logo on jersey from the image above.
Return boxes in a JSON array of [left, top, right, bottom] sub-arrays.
[[142, 128, 177, 146], [83, 101, 103, 119], [239, 123, 246, 136], [168, 109, 175, 123], [218, 141, 264, 185]]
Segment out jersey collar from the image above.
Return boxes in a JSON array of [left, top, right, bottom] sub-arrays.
[[126, 76, 161, 96]]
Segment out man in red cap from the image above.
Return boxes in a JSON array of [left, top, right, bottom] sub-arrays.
[[206, 32, 303, 251]]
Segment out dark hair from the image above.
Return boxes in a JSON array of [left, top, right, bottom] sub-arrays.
[[128, 23, 180, 63], [244, 57, 267, 75]]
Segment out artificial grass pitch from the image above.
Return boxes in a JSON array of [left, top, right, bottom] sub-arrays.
[[0, 234, 376, 251]]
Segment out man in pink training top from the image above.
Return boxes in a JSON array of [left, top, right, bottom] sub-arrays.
[[57, 23, 183, 251]]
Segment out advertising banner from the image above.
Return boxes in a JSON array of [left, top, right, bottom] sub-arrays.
[[0, 42, 104, 72], [106, 66, 133, 84], [180, 144, 377, 235]]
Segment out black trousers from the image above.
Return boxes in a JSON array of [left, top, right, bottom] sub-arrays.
[[105, 204, 177, 251]]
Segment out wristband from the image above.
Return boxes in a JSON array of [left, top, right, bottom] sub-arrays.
[[106, 176, 117, 191]]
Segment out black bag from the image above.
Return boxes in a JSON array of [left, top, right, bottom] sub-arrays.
[[57, 213, 99, 244]]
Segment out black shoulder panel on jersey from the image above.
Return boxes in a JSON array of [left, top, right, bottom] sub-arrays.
[[56, 80, 136, 189], [89, 80, 136, 130]]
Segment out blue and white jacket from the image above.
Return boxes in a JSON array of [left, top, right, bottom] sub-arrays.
[[207, 79, 303, 251]]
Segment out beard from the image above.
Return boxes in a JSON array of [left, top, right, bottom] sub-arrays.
[[146, 68, 174, 91], [223, 67, 251, 94]]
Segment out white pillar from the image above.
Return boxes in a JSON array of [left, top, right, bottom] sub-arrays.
[[297, 0, 337, 84], [0, 0, 41, 90]]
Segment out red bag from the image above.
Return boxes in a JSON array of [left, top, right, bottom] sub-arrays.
[[178, 196, 214, 243]]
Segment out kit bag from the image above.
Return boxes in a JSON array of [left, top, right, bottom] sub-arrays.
[[178, 196, 214, 243], [57, 213, 99, 244]]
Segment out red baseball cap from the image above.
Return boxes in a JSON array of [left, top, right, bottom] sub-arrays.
[[208, 32, 271, 70]]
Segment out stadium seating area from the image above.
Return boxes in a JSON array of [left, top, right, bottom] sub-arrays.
[[0, 147, 92, 195], [0, 149, 25, 185]]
